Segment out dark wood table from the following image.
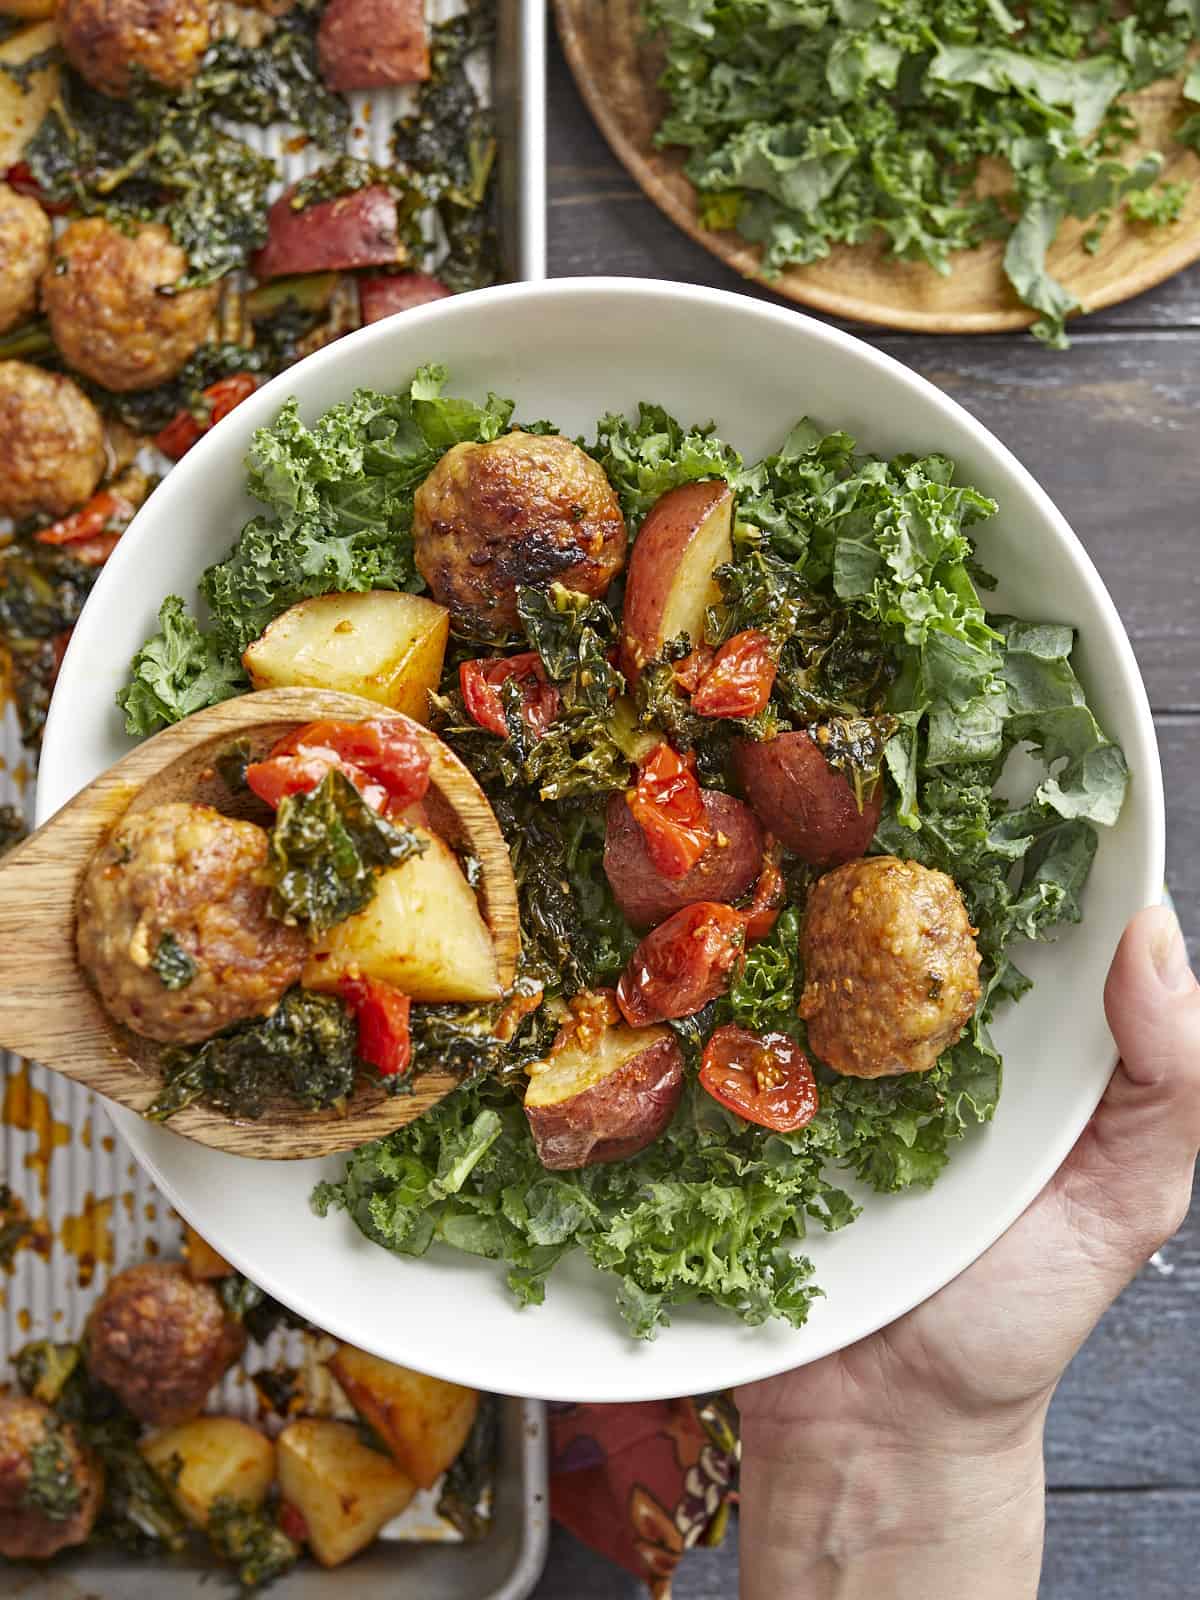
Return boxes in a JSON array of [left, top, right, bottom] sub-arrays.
[[534, 23, 1200, 1599]]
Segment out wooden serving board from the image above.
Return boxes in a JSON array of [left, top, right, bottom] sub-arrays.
[[554, 0, 1200, 333]]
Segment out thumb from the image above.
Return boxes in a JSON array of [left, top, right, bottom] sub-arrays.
[[1058, 906, 1200, 1271]]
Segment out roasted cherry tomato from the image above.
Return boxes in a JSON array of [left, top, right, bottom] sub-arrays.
[[35, 487, 137, 566], [340, 975, 412, 1078], [691, 630, 777, 719], [742, 846, 786, 941], [672, 643, 715, 695], [278, 1501, 309, 1543], [154, 374, 258, 459], [699, 1024, 818, 1131], [459, 652, 560, 740], [4, 162, 70, 213], [625, 742, 713, 880], [246, 716, 430, 814], [617, 901, 746, 1026]]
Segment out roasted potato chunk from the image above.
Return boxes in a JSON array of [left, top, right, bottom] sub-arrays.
[[0, 23, 60, 168], [328, 1345, 479, 1490], [183, 1224, 234, 1282], [243, 591, 449, 725], [141, 1417, 274, 1528], [276, 1420, 415, 1568], [603, 788, 764, 930], [735, 730, 882, 866]]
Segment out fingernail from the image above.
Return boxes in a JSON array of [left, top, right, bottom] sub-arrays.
[[1152, 913, 1194, 993]]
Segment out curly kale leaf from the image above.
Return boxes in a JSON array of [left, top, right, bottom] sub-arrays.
[[194, 0, 348, 152], [267, 770, 424, 933], [151, 932, 196, 991], [725, 905, 802, 1035], [23, 1419, 82, 1522], [586, 403, 740, 532], [150, 988, 361, 1122], [118, 595, 245, 736]]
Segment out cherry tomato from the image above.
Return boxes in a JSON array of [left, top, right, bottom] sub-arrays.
[[154, 374, 258, 460], [340, 975, 412, 1078], [459, 652, 560, 740], [672, 643, 715, 694], [278, 1501, 308, 1543], [625, 742, 713, 879], [616, 901, 746, 1026], [691, 630, 777, 719], [4, 162, 69, 214], [742, 847, 786, 941], [246, 716, 430, 814], [35, 489, 135, 554], [699, 1024, 818, 1131]]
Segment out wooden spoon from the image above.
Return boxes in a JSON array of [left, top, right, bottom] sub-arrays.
[[0, 688, 520, 1160]]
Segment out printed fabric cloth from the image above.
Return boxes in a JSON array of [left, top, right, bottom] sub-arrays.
[[549, 1394, 739, 1597]]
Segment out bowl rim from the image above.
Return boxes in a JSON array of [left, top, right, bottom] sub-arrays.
[[37, 277, 1166, 1399]]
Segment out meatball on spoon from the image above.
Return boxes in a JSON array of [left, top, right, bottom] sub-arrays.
[[0, 688, 519, 1159]]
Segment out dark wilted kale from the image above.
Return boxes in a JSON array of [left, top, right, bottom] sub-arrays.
[[0, 317, 55, 362], [218, 1275, 309, 1344], [393, 2, 498, 290], [436, 1393, 497, 1539], [207, 1495, 301, 1588], [149, 988, 361, 1122], [23, 1419, 82, 1522], [0, 542, 100, 745], [194, 0, 348, 152], [266, 769, 424, 933], [151, 932, 196, 991], [216, 739, 253, 794], [409, 986, 555, 1090], [245, 273, 339, 368], [26, 70, 274, 287], [91, 343, 270, 436]]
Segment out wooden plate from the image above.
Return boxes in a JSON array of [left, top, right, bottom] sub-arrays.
[[555, 0, 1200, 332]]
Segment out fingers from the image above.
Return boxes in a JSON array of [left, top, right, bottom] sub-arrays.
[[1105, 904, 1199, 1087]]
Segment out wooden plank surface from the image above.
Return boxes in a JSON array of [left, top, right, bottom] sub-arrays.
[[537, 22, 1200, 1598]]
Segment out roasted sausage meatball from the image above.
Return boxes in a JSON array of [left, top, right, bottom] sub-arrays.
[[0, 184, 51, 335], [77, 802, 307, 1045], [56, 0, 210, 96], [86, 1262, 246, 1427], [0, 361, 107, 520], [799, 856, 981, 1079], [42, 220, 218, 392], [0, 1395, 103, 1561], [413, 431, 627, 633]]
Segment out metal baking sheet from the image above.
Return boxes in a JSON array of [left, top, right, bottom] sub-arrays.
[[0, 1, 549, 1593]]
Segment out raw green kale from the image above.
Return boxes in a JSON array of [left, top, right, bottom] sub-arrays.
[[118, 595, 245, 737], [151, 932, 196, 991], [266, 769, 424, 933], [587, 403, 740, 532], [0, 807, 25, 860], [436, 1393, 497, 1539], [207, 1495, 300, 1589], [26, 69, 274, 287], [23, 1419, 82, 1522], [648, 0, 1200, 346], [148, 988, 361, 1122], [724, 905, 802, 1035]]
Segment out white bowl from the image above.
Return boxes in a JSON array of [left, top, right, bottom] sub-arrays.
[[38, 279, 1164, 1402]]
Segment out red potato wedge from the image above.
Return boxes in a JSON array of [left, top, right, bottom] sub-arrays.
[[735, 730, 881, 866], [618, 479, 733, 686], [525, 1022, 684, 1171], [358, 272, 452, 325], [317, 0, 429, 89], [604, 788, 764, 931], [253, 184, 404, 280]]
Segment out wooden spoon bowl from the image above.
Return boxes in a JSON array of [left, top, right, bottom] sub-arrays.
[[0, 688, 520, 1160]]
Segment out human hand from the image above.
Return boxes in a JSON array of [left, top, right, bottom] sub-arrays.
[[736, 905, 1200, 1599]]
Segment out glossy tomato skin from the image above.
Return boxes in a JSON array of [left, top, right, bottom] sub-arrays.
[[625, 743, 713, 879], [245, 751, 390, 815], [340, 975, 412, 1078], [699, 1024, 818, 1131], [742, 848, 786, 941], [459, 652, 560, 739], [691, 630, 777, 719], [246, 716, 430, 815], [616, 901, 746, 1026], [154, 373, 257, 459]]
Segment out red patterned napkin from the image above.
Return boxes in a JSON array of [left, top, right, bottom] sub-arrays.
[[549, 1396, 739, 1596]]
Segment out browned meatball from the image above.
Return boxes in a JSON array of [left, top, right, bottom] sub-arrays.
[[413, 431, 628, 633], [56, 0, 210, 96], [0, 1395, 103, 1561], [42, 220, 218, 392], [86, 1262, 246, 1427], [77, 802, 308, 1045], [799, 856, 981, 1079], [0, 361, 107, 520], [0, 184, 52, 336]]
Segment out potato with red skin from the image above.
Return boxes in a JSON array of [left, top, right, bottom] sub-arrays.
[[359, 272, 451, 324], [604, 788, 764, 930], [735, 730, 881, 866], [253, 185, 405, 280], [618, 480, 732, 686], [318, 0, 429, 88], [524, 998, 684, 1170]]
